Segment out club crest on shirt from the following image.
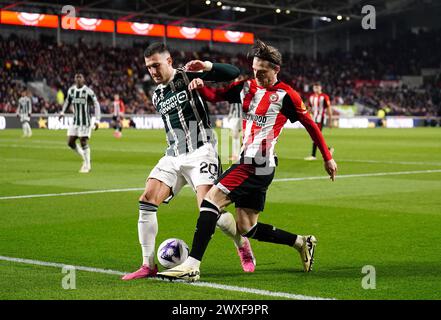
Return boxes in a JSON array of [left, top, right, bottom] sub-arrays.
[[175, 79, 186, 91], [269, 93, 279, 103]]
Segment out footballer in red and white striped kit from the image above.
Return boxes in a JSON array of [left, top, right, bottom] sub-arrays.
[[305, 83, 334, 160], [112, 94, 125, 138], [158, 40, 338, 282]]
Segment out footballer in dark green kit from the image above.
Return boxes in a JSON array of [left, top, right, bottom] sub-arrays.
[[122, 43, 257, 280]]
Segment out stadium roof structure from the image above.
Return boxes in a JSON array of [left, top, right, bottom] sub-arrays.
[[0, 0, 433, 40]]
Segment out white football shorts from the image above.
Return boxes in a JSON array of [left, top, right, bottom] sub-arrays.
[[147, 143, 220, 203], [67, 125, 93, 138], [19, 115, 31, 123]]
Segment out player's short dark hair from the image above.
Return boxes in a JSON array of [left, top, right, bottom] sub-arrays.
[[313, 82, 321, 86], [144, 42, 170, 58], [248, 39, 282, 68]]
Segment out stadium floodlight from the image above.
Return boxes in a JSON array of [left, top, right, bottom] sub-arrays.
[[205, 0, 211, 5], [275, 8, 281, 13], [217, 1, 222, 6], [337, 15, 343, 20], [286, 10, 291, 14], [233, 6, 246, 12], [319, 16, 332, 22], [221, 5, 246, 12], [346, 16, 351, 20]]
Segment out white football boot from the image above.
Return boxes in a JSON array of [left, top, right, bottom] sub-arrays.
[[157, 264, 200, 282], [79, 163, 90, 173], [299, 235, 317, 272]]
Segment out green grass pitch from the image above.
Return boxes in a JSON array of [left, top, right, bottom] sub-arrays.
[[1, 127, 440, 300]]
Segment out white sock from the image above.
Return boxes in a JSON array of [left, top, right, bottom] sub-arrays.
[[74, 144, 85, 160], [217, 211, 244, 247], [182, 256, 201, 269], [82, 146, 90, 168], [22, 123, 27, 136], [294, 235, 304, 251], [138, 202, 158, 267], [26, 123, 32, 137]]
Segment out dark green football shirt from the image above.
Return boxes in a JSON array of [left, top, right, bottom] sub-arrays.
[[152, 63, 240, 156]]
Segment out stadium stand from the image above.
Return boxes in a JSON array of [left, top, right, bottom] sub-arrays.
[[1, 29, 440, 117]]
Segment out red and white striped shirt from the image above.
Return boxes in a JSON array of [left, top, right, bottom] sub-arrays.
[[200, 79, 332, 166], [308, 93, 330, 124], [113, 99, 125, 117]]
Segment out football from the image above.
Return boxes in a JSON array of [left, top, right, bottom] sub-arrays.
[[157, 238, 189, 269]]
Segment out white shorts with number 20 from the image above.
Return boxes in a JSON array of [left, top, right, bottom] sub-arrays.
[[148, 143, 220, 203]]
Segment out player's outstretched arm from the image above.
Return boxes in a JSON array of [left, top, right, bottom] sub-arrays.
[[185, 60, 211, 72], [299, 113, 331, 155], [188, 78, 244, 105], [282, 90, 338, 181], [187, 78, 221, 102], [184, 60, 240, 82], [300, 114, 337, 181]]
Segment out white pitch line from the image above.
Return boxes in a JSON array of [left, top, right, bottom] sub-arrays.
[[0, 188, 144, 200], [274, 169, 441, 182], [0, 143, 149, 154], [338, 159, 441, 166], [289, 157, 441, 166], [0, 255, 333, 300], [0, 256, 125, 276], [1, 169, 441, 201]]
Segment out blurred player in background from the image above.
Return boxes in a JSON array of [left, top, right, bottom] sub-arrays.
[[16, 90, 32, 138], [59, 73, 101, 173], [226, 75, 247, 161], [122, 43, 256, 281], [227, 101, 242, 161], [112, 94, 125, 138], [158, 40, 337, 282], [305, 82, 334, 160]]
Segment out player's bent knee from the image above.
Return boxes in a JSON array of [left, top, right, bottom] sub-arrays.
[[139, 192, 160, 206]]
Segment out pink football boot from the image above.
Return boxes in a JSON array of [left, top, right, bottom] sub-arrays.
[[121, 264, 158, 280], [236, 237, 256, 273]]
